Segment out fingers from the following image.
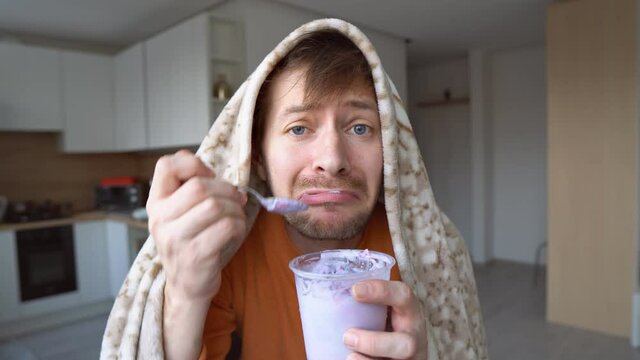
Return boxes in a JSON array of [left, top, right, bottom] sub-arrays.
[[153, 176, 245, 222], [153, 196, 247, 300], [190, 215, 246, 256], [343, 328, 417, 359], [152, 180, 247, 263], [168, 196, 246, 241], [349, 280, 428, 358], [352, 280, 419, 315], [149, 150, 214, 200], [147, 150, 248, 223], [345, 353, 374, 360]]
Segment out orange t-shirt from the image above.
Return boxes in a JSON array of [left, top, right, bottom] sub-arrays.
[[199, 204, 401, 360]]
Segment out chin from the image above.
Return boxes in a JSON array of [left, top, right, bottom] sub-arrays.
[[284, 204, 372, 241]]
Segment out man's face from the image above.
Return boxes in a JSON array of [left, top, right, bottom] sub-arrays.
[[257, 67, 383, 240]]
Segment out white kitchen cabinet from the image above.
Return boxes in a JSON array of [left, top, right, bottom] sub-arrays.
[[104, 221, 149, 298], [105, 221, 130, 298], [74, 221, 110, 303], [0, 231, 19, 322], [145, 13, 244, 149], [0, 42, 64, 131], [60, 51, 116, 153], [0, 221, 131, 333], [114, 44, 148, 151], [0, 220, 131, 323], [145, 13, 211, 148]]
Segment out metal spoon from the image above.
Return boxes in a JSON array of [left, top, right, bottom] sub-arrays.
[[241, 187, 309, 214]]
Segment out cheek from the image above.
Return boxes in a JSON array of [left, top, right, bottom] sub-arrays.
[[347, 145, 382, 193], [367, 158, 384, 188], [354, 144, 383, 174], [263, 151, 304, 192]]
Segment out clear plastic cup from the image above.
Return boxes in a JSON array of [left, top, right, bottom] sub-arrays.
[[289, 249, 396, 360]]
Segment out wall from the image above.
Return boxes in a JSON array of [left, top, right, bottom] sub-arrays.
[[408, 60, 473, 250], [469, 50, 493, 264], [490, 47, 547, 264], [212, 0, 408, 101], [408, 46, 547, 265], [0, 133, 164, 212]]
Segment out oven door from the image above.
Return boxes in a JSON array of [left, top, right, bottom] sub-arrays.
[[16, 225, 77, 301]]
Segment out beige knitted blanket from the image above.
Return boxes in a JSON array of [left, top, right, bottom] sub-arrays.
[[100, 18, 488, 360]]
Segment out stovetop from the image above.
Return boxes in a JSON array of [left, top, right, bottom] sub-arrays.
[[3, 200, 73, 223]]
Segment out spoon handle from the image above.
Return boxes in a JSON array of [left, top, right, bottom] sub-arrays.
[[241, 186, 266, 203], [239, 187, 308, 214]]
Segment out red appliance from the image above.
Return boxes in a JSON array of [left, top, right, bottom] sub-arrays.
[[95, 176, 147, 211]]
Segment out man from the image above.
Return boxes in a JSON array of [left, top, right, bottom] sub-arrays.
[[101, 19, 487, 360]]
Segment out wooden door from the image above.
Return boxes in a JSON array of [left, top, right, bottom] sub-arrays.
[[547, 0, 637, 338]]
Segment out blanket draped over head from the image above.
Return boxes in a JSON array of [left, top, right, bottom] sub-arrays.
[[100, 18, 488, 360]]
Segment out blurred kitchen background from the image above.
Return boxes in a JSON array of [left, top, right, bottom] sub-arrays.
[[0, 0, 638, 359]]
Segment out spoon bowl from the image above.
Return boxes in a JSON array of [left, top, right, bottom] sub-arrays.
[[241, 187, 309, 214]]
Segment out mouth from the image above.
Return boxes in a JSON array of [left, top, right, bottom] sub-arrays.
[[298, 189, 359, 206]]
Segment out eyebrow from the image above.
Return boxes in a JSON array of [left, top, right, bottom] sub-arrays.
[[284, 104, 317, 115], [283, 100, 377, 116], [345, 100, 377, 111]]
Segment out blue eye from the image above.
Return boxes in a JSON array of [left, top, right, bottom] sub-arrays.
[[353, 124, 369, 135], [290, 126, 306, 135]]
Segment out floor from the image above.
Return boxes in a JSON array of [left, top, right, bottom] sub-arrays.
[[1, 261, 640, 359], [0, 314, 106, 360], [476, 261, 640, 360]]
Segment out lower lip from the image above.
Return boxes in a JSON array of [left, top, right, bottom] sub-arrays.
[[300, 192, 357, 205]]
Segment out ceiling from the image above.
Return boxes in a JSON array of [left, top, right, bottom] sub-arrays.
[[276, 0, 552, 66], [0, 0, 551, 65], [0, 0, 224, 52]]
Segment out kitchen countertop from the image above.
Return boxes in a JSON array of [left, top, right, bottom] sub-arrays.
[[0, 211, 148, 231]]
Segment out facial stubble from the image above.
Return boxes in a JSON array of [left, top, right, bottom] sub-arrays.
[[284, 204, 372, 241], [264, 172, 375, 241]]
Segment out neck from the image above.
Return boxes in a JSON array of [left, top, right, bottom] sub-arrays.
[[284, 222, 363, 254]]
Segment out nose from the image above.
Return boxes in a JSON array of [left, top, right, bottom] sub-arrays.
[[312, 128, 351, 176]]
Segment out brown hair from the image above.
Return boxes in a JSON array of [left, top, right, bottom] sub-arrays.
[[252, 30, 375, 152]]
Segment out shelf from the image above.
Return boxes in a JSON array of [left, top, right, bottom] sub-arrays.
[[207, 13, 243, 121], [416, 97, 470, 108], [208, 14, 239, 26], [210, 56, 242, 64], [208, 14, 243, 64]]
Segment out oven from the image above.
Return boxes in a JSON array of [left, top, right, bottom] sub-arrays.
[[16, 225, 77, 301]]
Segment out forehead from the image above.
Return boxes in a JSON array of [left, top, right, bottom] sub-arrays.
[[267, 67, 377, 113]]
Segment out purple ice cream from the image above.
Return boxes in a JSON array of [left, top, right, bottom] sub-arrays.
[[289, 249, 395, 360]]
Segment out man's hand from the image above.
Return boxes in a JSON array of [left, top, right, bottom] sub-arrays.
[[343, 280, 428, 360], [147, 150, 247, 360], [148, 150, 247, 302]]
